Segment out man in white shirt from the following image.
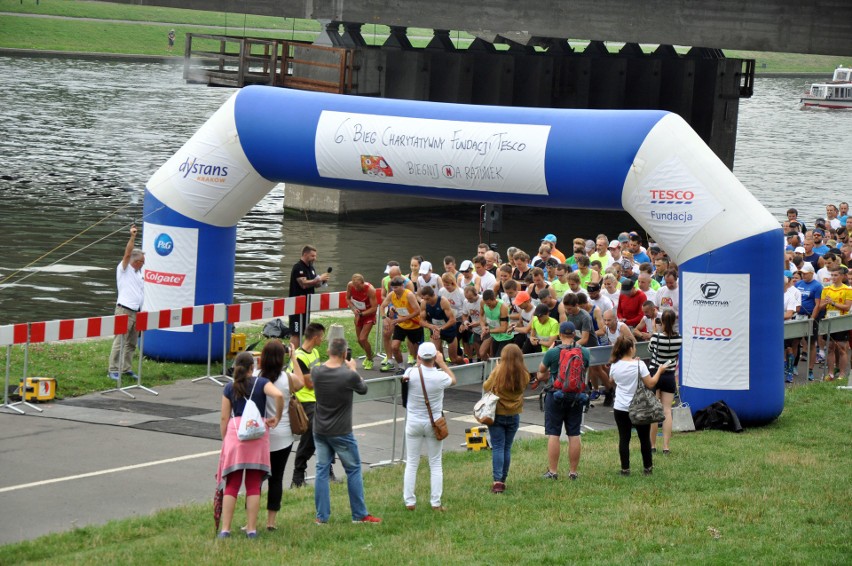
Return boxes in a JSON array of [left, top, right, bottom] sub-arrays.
[[473, 255, 496, 294], [108, 225, 145, 381], [655, 270, 679, 315]]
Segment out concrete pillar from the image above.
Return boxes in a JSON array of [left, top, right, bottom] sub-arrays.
[[469, 39, 515, 105], [382, 49, 430, 100], [653, 44, 695, 121], [284, 184, 463, 215], [620, 43, 662, 109]]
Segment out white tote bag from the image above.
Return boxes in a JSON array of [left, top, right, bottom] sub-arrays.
[[234, 378, 266, 441], [473, 390, 500, 425]]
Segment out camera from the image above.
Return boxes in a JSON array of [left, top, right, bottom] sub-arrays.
[[346, 348, 352, 361]]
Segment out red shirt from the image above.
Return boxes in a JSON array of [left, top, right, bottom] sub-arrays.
[[617, 289, 647, 327]]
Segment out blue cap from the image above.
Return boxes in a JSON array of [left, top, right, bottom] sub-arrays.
[[784, 270, 793, 279], [541, 234, 557, 243], [559, 321, 576, 335]]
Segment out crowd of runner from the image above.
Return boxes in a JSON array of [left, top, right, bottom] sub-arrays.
[[342, 201, 851, 389]]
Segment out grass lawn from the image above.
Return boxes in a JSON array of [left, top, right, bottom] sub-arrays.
[[1, 381, 849, 562], [3, 315, 358, 398]]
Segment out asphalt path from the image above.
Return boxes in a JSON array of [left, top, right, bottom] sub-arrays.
[[0, 365, 618, 545]]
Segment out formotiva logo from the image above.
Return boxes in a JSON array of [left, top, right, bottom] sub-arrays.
[[700, 281, 720, 299], [692, 281, 729, 307], [178, 156, 229, 183], [154, 233, 174, 257], [144, 270, 186, 287]]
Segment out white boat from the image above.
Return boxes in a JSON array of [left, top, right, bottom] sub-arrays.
[[800, 66, 852, 109]]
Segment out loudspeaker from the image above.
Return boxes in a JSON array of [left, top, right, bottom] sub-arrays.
[[483, 204, 503, 232]]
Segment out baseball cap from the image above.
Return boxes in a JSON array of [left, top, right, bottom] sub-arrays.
[[827, 239, 838, 248], [784, 270, 793, 279], [620, 277, 635, 292], [534, 303, 550, 317], [559, 321, 576, 335], [587, 282, 601, 293], [794, 246, 806, 254], [384, 263, 394, 274], [608, 240, 620, 249], [541, 234, 557, 243], [585, 240, 595, 252], [801, 262, 815, 273], [459, 259, 473, 271], [419, 261, 432, 274], [617, 234, 629, 243], [813, 228, 825, 237], [418, 342, 437, 359], [513, 291, 532, 306]]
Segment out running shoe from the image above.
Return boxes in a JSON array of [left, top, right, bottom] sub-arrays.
[[353, 514, 382, 524], [362, 359, 374, 370], [107, 371, 120, 381], [380, 361, 396, 372], [808, 371, 815, 382], [568, 472, 579, 481], [816, 350, 826, 364], [589, 390, 601, 401], [541, 470, 558, 480], [407, 354, 416, 365], [123, 370, 139, 379]]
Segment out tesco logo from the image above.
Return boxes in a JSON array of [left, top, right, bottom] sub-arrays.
[[154, 233, 174, 257], [691, 326, 733, 340], [650, 189, 695, 203]]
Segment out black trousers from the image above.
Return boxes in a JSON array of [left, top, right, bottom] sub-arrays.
[[267, 444, 293, 511], [613, 409, 653, 471], [292, 401, 316, 483]]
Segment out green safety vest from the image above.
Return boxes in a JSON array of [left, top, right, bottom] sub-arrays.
[[288, 347, 322, 403]]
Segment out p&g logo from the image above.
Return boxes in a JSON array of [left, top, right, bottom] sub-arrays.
[[154, 233, 174, 257]]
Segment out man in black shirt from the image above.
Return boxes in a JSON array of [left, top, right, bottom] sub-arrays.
[[289, 245, 330, 349]]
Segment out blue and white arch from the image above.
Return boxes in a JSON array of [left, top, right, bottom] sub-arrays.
[[144, 86, 782, 425]]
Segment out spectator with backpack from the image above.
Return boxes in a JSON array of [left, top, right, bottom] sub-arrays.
[[216, 352, 285, 539], [533, 321, 590, 481]]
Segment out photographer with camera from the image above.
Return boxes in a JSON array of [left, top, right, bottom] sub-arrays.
[[311, 338, 381, 524]]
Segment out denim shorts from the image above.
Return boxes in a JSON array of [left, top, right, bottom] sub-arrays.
[[543, 391, 583, 437]]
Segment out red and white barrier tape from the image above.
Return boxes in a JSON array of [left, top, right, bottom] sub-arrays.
[[309, 291, 349, 312], [227, 296, 306, 324], [0, 323, 29, 347], [28, 315, 129, 344], [137, 304, 225, 331]]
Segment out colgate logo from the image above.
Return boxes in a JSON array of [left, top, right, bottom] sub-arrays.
[[691, 326, 732, 341], [144, 270, 186, 286], [650, 189, 695, 204]]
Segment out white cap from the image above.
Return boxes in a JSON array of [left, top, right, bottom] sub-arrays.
[[418, 342, 437, 359], [608, 240, 620, 249], [800, 262, 815, 273], [419, 261, 432, 275], [459, 259, 473, 271], [794, 246, 806, 254], [384, 264, 393, 274]]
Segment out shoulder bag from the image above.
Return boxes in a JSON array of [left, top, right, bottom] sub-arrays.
[[473, 388, 499, 426], [287, 373, 309, 435], [234, 377, 266, 441], [628, 361, 665, 426], [419, 366, 449, 440], [671, 372, 696, 432]]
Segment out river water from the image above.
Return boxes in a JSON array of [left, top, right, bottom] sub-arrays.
[[0, 56, 849, 325]]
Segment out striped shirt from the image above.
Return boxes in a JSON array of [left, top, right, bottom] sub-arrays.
[[648, 332, 683, 371]]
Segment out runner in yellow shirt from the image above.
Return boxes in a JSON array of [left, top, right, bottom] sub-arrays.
[[819, 267, 852, 381]]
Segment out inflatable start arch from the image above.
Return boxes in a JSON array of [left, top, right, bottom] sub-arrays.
[[143, 86, 782, 425]]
